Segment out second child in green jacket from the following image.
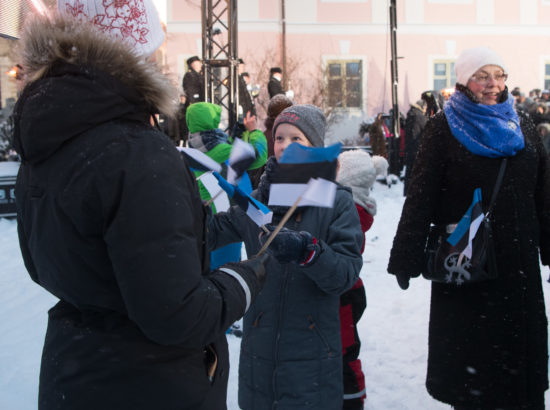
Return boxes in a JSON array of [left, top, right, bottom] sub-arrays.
[[186, 102, 267, 269]]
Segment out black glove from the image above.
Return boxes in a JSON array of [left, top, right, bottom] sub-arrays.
[[235, 252, 270, 286], [259, 225, 319, 265], [395, 273, 411, 290]]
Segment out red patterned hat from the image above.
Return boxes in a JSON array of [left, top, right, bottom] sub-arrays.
[[58, 0, 164, 57]]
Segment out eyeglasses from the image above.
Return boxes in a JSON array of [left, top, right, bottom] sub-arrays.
[[470, 72, 508, 86]]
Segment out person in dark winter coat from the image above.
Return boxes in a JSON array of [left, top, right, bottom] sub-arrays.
[[536, 122, 550, 154], [268, 66, 285, 99], [368, 113, 388, 158], [238, 59, 256, 117], [528, 101, 550, 126], [336, 149, 377, 410], [13, 6, 268, 410], [209, 104, 364, 410], [403, 100, 428, 196], [183, 55, 204, 105], [388, 47, 550, 409], [181, 55, 204, 143]]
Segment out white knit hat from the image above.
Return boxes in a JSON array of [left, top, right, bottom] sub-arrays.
[[58, 0, 164, 57], [455, 47, 507, 86]]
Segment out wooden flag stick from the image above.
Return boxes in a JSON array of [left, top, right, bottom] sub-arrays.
[[256, 195, 302, 256], [204, 189, 225, 207]]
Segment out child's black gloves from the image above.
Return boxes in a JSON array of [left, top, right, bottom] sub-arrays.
[[259, 225, 320, 266]]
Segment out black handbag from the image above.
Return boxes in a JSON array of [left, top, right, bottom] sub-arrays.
[[423, 159, 507, 286]]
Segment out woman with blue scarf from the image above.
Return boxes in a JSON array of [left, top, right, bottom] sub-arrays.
[[388, 47, 550, 409]]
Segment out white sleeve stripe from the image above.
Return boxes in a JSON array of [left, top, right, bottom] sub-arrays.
[[219, 267, 252, 312]]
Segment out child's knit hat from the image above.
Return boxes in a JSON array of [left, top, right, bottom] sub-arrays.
[[272, 104, 325, 147], [58, 0, 164, 57]]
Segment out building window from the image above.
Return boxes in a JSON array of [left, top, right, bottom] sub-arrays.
[[433, 60, 456, 91], [545, 63, 550, 90], [327, 60, 362, 109]]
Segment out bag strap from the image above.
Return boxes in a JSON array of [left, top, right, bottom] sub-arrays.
[[486, 158, 507, 216]]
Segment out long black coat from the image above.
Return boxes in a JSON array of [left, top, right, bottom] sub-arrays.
[[182, 69, 204, 104], [238, 74, 256, 116], [268, 76, 284, 99], [388, 109, 550, 407], [13, 15, 261, 410]]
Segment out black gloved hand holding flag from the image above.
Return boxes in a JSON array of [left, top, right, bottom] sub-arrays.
[[259, 225, 320, 266]]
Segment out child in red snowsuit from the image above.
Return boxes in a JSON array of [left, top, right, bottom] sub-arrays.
[[337, 149, 377, 410]]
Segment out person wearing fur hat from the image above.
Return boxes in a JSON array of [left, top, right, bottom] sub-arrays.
[[180, 55, 204, 142], [388, 46, 550, 409], [183, 55, 204, 106], [208, 104, 363, 410], [336, 149, 377, 410], [238, 58, 256, 117], [12, 3, 270, 409], [268, 66, 285, 99]]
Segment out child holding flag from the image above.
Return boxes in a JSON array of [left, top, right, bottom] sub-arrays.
[[186, 102, 267, 269], [208, 105, 364, 410]]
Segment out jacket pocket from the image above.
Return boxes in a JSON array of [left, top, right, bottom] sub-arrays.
[[203, 344, 218, 384], [306, 315, 333, 356]]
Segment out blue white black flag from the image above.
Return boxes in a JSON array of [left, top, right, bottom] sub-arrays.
[[213, 172, 273, 227], [177, 147, 222, 173], [447, 188, 485, 260], [226, 138, 257, 185], [268, 143, 341, 208]]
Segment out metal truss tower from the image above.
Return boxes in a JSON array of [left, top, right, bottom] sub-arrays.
[[201, 0, 239, 130]]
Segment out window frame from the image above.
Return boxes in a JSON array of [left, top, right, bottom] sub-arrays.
[[432, 59, 456, 91], [325, 58, 363, 110]]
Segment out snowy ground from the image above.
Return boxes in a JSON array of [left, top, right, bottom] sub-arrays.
[[1, 180, 549, 409]]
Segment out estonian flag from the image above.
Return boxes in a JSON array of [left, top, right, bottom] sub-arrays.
[[177, 147, 222, 173], [226, 138, 257, 185], [447, 188, 485, 260], [213, 172, 273, 227], [268, 143, 341, 208]]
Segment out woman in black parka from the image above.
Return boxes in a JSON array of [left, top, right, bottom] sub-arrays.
[[388, 47, 550, 409], [13, 6, 267, 410]]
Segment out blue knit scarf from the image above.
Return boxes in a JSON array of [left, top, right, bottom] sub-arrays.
[[444, 90, 524, 158]]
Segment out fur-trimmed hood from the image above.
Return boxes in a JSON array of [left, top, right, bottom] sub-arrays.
[[13, 12, 179, 164], [16, 13, 178, 117]]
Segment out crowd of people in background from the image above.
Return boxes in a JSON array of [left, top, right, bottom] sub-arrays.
[[511, 86, 550, 153]]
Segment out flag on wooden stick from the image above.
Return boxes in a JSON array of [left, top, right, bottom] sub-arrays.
[[268, 143, 341, 208]]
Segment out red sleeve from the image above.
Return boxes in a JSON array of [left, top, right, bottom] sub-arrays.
[[355, 204, 373, 253]]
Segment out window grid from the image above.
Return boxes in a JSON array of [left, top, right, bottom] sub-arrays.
[[327, 59, 362, 109], [433, 59, 456, 91]]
